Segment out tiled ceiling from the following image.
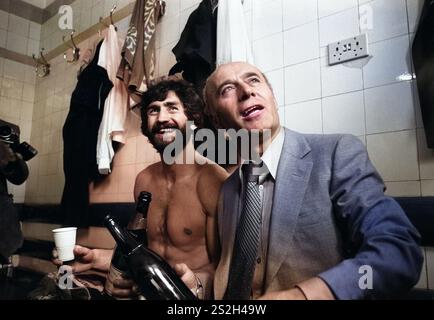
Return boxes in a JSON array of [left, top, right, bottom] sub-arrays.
[[20, 0, 56, 9]]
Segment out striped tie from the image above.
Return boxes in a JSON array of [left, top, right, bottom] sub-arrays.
[[224, 162, 262, 300]]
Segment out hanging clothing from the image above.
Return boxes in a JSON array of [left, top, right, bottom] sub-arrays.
[[97, 25, 129, 174], [216, 0, 253, 66], [61, 40, 113, 227], [169, 0, 217, 94], [412, 0, 434, 148], [117, 0, 164, 105]]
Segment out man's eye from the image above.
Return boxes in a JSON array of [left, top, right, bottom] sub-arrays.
[[249, 77, 260, 83], [221, 86, 235, 95], [147, 108, 158, 114], [168, 106, 179, 111]]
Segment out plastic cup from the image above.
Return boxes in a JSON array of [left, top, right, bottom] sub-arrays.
[[52, 227, 77, 262]]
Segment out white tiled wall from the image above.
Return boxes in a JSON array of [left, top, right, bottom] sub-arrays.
[[4, 0, 432, 201], [0, 10, 41, 57]]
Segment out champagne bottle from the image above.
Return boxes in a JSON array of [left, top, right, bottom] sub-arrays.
[[105, 191, 151, 299], [104, 215, 197, 300]]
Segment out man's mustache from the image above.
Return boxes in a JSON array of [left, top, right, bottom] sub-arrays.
[[151, 124, 179, 134]]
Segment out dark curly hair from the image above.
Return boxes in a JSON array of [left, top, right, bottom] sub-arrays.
[[140, 79, 205, 137]]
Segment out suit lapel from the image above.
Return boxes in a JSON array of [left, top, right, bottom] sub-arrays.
[[265, 128, 313, 287], [214, 172, 241, 299]]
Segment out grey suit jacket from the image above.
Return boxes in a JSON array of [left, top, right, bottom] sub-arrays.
[[214, 128, 423, 300]]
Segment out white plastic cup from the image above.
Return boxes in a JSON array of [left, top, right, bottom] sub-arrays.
[[52, 227, 77, 262]]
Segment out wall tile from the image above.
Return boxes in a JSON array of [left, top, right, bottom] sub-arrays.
[[159, 14, 180, 47], [384, 181, 421, 197], [252, 0, 282, 40], [27, 39, 40, 57], [320, 56, 363, 97], [363, 35, 411, 88], [285, 59, 321, 105], [253, 33, 284, 72], [0, 29, 6, 48], [318, 0, 358, 18], [367, 130, 419, 181], [29, 22, 41, 41], [362, 0, 408, 43], [284, 99, 323, 134], [421, 180, 434, 197], [113, 137, 137, 166], [322, 91, 365, 136], [319, 7, 359, 47], [0, 10, 8, 31], [283, 0, 318, 30], [158, 41, 177, 76], [117, 165, 136, 194], [365, 81, 416, 134], [284, 21, 319, 66], [6, 32, 28, 55], [8, 14, 29, 38]]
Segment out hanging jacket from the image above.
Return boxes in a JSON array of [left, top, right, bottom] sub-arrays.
[[97, 25, 129, 174], [169, 0, 217, 93], [117, 0, 164, 105], [61, 40, 112, 227]]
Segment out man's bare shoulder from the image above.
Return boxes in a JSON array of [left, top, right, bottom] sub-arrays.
[[196, 163, 228, 216], [135, 162, 162, 184], [198, 163, 228, 186]]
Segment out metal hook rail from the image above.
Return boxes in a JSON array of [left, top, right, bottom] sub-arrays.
[[62, 30, 80, 63]]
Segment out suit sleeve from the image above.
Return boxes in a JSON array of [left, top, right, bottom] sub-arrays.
[[318, 135, 423, 299]]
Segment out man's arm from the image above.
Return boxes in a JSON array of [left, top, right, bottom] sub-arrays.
[[314, 135, 423, 299], [196, 164, 228, 298]]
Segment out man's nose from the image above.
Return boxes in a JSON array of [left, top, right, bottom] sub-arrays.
[[238, 83, 254, 101], [157, 108, 170, 122]]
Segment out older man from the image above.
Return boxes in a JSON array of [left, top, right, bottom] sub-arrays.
[[180, 61, 423, 300]]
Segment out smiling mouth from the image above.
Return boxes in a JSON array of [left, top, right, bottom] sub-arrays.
[[240, 105, 264, 118], [154, 126, 178, 135]]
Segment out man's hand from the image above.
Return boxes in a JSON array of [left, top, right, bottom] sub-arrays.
[[174, 263, 197, 292], [104, 265, 140, 299], [257, 287, 307, 300], [53, 245, 97, 273]]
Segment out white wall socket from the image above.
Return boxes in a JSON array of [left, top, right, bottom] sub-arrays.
[[328, 34, 369, 66]]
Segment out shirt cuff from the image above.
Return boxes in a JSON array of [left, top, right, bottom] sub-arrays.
[[295, 277, 336, 300]]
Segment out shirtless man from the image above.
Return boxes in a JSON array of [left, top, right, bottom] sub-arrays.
[[54, 79, 227, 299]]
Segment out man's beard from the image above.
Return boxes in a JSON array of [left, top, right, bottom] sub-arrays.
[[147, 123, 190, 154]]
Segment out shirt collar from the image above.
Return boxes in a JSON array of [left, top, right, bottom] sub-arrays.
[[238, 127, 285, 181]]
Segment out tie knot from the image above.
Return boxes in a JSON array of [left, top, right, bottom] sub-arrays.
[[244, 161, 263, 182]]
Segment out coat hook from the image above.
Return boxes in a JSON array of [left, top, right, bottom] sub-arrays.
[[110, 5, 118, 31], [62, 30, 80, 63], [32, 48, 50, 78]]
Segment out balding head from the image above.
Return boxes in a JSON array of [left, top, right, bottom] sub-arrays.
[[203, 62, 274, 128], [201, 62, 280, 135]]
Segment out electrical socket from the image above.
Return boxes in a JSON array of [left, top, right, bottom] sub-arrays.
[[328, 34, 369, 66]]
